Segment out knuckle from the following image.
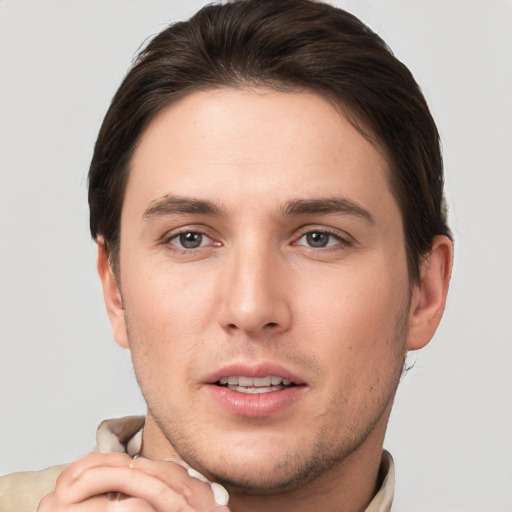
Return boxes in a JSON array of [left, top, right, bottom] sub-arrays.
[[151, 485, 190, 509], [37, 493, 62, 512], [36, 495, 48, 511], [153, 485, 175, 501]]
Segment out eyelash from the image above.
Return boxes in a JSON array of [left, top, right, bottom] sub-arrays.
[[162, 226, 352, 254], [163, 228, 219, 253], [292, 227, 352, 250]]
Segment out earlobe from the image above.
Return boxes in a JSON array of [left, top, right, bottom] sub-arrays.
[[406, 235, 453, 351], [96, 238, 130, 349]]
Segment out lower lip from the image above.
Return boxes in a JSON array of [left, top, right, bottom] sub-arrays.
[[206, 385, 305, 418]]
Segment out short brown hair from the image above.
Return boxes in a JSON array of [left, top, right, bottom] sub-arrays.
[[88, 0, 451, 281]]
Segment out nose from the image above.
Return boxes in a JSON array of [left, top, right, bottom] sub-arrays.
[[217, 244, 292, 337]]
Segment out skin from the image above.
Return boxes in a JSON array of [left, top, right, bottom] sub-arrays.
[[41, 88, 452, 512], [38, 453, 229, 511]]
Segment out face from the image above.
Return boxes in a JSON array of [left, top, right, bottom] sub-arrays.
[[110, 88, 413, 493]]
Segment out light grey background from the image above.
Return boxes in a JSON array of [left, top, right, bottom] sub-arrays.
[[1, 1, 511, 510]]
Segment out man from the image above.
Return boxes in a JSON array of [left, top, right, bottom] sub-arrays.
[[0, 0, 452, 510]]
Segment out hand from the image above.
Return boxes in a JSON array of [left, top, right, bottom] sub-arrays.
[[38, 452, 230, 512]]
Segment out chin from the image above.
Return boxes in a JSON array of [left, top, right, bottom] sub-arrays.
[[193, 437, 355, 496], [208, 466, 312, 496]]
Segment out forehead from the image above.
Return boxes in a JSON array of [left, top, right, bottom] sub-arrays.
[[124, 87, 399, 225]]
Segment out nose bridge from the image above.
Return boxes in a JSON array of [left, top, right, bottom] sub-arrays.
[[218, 234, 291, 335]]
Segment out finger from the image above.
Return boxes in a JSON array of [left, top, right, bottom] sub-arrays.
[[39, 494, 109, 512], [57, 452, 135, 488], [39, 493, 156, 512], [56, 465, 192, 509], [130, 458, 216, 509], [132, 458, 229, 506], [42, 453, 134, 508], [104, 495, 158, 512], [51, 452, 228, 510]]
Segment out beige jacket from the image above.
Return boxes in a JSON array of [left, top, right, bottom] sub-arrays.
[[0, 416, 394, 512]]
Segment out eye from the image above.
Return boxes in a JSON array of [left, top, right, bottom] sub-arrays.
[[168, 231, 212, 250], [295, 230, 344, 248]]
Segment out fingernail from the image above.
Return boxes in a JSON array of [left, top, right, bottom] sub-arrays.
[[211, 482, 229, 506], [187, 467, 209, 483]]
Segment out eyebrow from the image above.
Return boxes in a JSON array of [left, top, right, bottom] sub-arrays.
[[282, 197, 375, 224], [142, 194, 374, 225], [143, 194, 226, 220]]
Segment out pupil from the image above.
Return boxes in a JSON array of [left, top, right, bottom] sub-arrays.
[[180, 232, 202, 248], [307, 232, 328, 247]]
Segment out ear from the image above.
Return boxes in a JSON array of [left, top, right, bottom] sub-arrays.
[[97, 238, 130, 349], [406, 235, 453, 351]]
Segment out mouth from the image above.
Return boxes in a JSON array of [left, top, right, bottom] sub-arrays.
[[215, 375, 296, 394], [204, 363, 306, 417]]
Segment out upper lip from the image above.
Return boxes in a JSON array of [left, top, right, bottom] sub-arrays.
[[203, 361, 306, 386]]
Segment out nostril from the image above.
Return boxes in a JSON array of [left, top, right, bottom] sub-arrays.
[[227, 321, 278, 330]]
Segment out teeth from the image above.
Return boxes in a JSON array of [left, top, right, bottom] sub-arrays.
[[253, 376, 272, 386], [231, 386, 277, 394], [217, 375, 293, 387]]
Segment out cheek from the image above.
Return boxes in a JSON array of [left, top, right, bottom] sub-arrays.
[[124, 257, 218, 331], [296, 256, 409, 373], [120, 265, 211, 374]]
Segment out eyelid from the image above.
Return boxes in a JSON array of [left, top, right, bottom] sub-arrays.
[[292, 225, 354, 248], [169, 232, 212, 247], [162, 225, 221, 250], [295, 225, 353, 240], [162, 224, 214, 240], [159, 224, 353, 251]]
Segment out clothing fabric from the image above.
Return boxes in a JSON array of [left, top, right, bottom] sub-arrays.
[[0, 416, 394, 512]]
